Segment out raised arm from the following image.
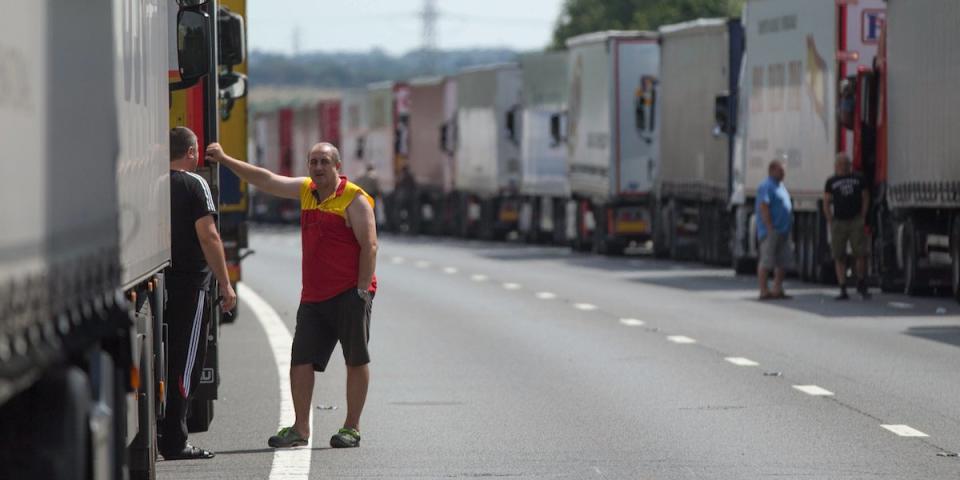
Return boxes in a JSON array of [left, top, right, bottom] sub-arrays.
[[205, 142, 303, 200]]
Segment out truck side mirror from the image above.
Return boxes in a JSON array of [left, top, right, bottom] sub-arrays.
[[549, 112, 566, 146], [505, 107, 520, 146], [175, 9, 210, 88], [714, 94, 731, 135], [218, 7, 246, 67]]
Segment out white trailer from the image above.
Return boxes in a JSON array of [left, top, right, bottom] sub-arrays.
[[0, 1, 224, 478], [655, 18, 744, 264], [859, 0, 960, 297], [453, 64, 523, 239], [566, 31, 659, 254], [340, 88, 371, 181], [732, 0, 884, 278], [517, 51, 570, 244]]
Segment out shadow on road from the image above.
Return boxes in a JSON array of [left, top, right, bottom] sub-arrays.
[[904, 325, 960, 348]]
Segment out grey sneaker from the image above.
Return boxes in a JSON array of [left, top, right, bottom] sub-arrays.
[[268, 426, 308, 448], [329, 427, 361, 448]]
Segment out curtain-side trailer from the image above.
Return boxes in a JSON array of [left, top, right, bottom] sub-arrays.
[[453, 64, 523, 239], [850, 0, 960, 298], [732, 0, 884, 279], [517, 51, 571, 245], [655, 18, 744, 264], [566, 31, 660, 254]]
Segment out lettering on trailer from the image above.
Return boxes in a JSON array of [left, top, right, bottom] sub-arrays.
[[862, 10, 885, 44], [758, 15, 797, 35]]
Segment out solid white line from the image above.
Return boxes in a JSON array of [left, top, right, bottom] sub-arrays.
[[535, 292, 557, 300], [792, 385, 834, 396], [619, 318, 645, 327], [502, 282, 522, 290], [725, 357, 759, 367], [880, 424, 929, 437], [573, 303, 598, 311], [443, 267, 458, 274], [238, 283, 312, 479], [470, 274, 488, 282], [667, 335, 696, 344]]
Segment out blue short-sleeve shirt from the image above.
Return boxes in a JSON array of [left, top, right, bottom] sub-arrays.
[[756, 176, 792, 240]]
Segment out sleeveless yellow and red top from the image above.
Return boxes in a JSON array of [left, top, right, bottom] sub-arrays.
[[299, 176, 377, 302]]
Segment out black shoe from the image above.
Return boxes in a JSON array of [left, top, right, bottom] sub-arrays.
[[330, 427, 361, 448], [162, 444, 215, 460]]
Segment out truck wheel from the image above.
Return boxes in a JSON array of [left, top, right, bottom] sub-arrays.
[[903, 220, 921, 296], [186, 398, 214, 433], [951, 218, 960, 302], [130, 300, 157, 480]]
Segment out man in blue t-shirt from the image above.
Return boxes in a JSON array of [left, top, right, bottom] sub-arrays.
[[755, 160, 793, 300]]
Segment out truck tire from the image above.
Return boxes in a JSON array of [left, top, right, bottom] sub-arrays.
[[130, 300, 157, 480], [903, 220, 921, 296], [951, 218, 960, 303], [187, 398, 214, 433]]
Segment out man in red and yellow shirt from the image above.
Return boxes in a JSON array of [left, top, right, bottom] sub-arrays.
[[206, 141, 376, 449]]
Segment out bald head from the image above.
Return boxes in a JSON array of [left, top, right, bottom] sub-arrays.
[[835, 153, 852, 175], [768, 159, 785, 182]]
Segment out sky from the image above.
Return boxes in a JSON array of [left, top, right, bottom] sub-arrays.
[[248, 0, 565, 55]]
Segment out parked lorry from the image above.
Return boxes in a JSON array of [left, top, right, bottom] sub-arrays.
[[0, 0, 245, 478], [566, 31, 660, 254], [453, 64, 524, 239], [407, 76, 455, 235], [846, 0, 959, 298], [517, 51, 571, 244], [655, 18, 744, 264], [731, 0, 884, 278]]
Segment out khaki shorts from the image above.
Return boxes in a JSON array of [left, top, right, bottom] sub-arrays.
[[830, 217, 867, 259], [759, 230, 793, 270]]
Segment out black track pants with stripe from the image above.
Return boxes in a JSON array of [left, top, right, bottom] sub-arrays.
[[159, 282, 211, 455]]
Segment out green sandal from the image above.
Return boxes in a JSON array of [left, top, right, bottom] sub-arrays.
[[268, 426, 308, 448], [329, 427, 361, 448]]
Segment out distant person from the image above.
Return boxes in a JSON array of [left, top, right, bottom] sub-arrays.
[[161, 127, 236, 460], [354, 164, 381, 199], [756, 159, 793, 300], [824, 153, 871, 300], [205, 141, 377, 450]]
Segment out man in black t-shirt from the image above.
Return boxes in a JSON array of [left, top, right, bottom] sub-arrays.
[[823, 153, 870, 300], [160, 127, 236, 460]]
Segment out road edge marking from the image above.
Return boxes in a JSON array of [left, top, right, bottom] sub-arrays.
[[239, 283, 312, 479]]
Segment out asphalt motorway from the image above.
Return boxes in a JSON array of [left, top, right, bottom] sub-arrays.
[[158, 225, 960, 479]]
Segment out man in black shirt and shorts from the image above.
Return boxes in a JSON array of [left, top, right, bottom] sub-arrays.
[[823, 153, 870, 300], [160, 127, 237, 459]]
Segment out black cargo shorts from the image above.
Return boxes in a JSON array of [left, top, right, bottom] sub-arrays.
[[292, 288, 373, 371]]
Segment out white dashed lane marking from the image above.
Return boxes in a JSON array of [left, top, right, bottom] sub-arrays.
[[667, 335, 697, 344], [443, 267, 458, 274], [725, 357, 759, 367], [470, 274, 488, 282], [619, 318, 645, 327], [535, 292, 557, 300], [573, 303, 598, 311], [881, 425, 928, 437], [502, 282, 522, 290], [792, 385, 834, 396]]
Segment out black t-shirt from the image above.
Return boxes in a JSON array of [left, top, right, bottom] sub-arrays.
[[824, 173, 865, 220], [169, 170, 217, 278]]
